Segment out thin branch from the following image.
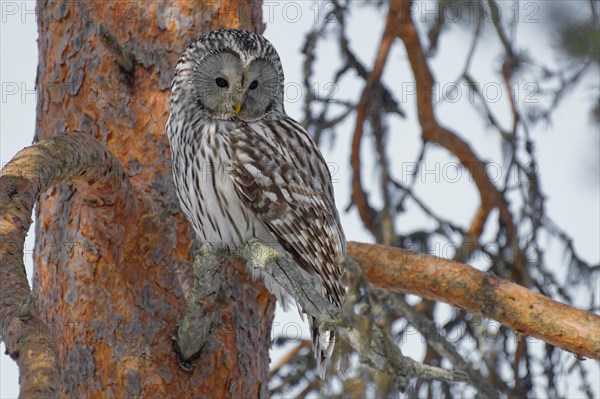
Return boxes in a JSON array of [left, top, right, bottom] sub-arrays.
[[350, 1, 403, 235], [389, 176, 465, 238], [270, 340, 312, 377], [396, 0, 517, 246], [386, 294, 499, 398], [486, 0, 514, 59]]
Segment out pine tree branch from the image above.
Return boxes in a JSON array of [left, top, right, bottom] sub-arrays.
[[348, 242, 600, 360], [0, 132, 137, 398]]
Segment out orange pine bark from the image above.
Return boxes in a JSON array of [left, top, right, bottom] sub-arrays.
[[348, 242, 600, 360]]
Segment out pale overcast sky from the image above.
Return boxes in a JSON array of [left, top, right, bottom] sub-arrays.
[[1, 2, 598, 397]]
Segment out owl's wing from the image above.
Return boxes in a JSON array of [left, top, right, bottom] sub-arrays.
[[228, 116, 345, 306]]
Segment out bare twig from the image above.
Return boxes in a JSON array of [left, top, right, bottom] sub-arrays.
[[386, 294, 499, 398], [270, 340, 312, 377], [350, 1, 403, 235]]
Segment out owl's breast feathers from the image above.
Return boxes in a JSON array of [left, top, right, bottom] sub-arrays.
[[169, 114, 345, 307], [227, 116, 346, 307]]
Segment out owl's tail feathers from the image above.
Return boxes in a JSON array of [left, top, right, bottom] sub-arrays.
[[310, 317, 351, 379]]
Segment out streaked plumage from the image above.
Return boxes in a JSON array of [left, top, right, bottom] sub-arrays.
[[166, 28, 346, 376]]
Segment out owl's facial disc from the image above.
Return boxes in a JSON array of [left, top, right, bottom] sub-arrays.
[[193, 51, 243, 119], [194, 51, 279, 122]]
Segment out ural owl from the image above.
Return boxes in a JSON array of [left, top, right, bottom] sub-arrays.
[[166, 28, 346, 376]]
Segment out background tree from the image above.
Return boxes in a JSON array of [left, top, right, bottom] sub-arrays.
[[270, 1, 599, 397], [1, 0, 598, 398]]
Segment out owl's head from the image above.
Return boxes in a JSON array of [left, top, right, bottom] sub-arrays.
[[170, 29, 285, 123]]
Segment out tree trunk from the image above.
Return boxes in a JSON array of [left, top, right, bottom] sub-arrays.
[[32, 1, 272, 396]]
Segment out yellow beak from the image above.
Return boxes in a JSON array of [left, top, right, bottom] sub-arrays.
[[234, 103, 242, 114]]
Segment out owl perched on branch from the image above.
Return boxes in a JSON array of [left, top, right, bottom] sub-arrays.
[[166, 28, 346, 376]]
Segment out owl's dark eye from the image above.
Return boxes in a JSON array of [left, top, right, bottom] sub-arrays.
[[249, 80, 259, 90], [215, 77, 229, 88]]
